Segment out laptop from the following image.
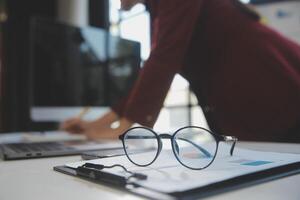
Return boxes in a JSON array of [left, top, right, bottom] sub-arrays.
[[0, 131, 123, 160]]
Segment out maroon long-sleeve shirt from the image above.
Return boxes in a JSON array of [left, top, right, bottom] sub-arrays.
[[114, 0, 300, 142]]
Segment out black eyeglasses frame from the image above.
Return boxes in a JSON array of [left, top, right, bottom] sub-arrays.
[[119, 126, 237, 170]]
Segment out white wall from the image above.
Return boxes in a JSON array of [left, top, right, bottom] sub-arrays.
[[255, 1, 300, 44]]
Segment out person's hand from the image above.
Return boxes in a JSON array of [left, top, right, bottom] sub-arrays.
[[60, 111, 133, 140], [83, 117, 133, 140], [59, 110, 119, 134], [59, 117, 89, 134]]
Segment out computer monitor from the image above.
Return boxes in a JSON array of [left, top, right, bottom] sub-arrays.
[[29, 17, 140, 122]]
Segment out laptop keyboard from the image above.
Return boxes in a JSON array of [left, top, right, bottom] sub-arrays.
[[5, 142, 74, 153]]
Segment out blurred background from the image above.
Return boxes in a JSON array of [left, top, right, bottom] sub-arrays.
[[0, 0, 299, 133]]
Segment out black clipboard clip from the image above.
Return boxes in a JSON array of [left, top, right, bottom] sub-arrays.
[[76, 163, 147, 188]]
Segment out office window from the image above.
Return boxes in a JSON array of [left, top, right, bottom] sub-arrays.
[[109, 0, 150, 60], [109, 0, 208, 131]]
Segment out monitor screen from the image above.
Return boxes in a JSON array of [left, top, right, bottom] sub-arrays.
[[29, 18, 140, 122]]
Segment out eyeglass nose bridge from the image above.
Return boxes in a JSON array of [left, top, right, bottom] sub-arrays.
[[159, 133, 172, 139], [156, 133, 173, 156]]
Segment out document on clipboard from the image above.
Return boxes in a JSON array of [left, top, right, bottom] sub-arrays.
[[54, 144, 300, 199]]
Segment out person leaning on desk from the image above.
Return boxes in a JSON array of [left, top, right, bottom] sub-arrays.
[[61, 0, 300, 143]]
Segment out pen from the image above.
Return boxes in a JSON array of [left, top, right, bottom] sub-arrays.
[[76, 166, 127, 187], [77, 107, 90, 119]]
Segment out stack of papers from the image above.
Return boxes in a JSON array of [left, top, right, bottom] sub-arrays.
[[65, 144, 300, 193]]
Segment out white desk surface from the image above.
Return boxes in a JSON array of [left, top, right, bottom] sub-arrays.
[[0, 142, 299, 200]]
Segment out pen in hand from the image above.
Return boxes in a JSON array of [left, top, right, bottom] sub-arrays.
[[77, 107, 90, 119], [59, 107, 90, 132]]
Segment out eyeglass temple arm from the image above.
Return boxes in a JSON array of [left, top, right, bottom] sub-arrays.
[[159, 134, 213, 158], [221, 135, 238, 156], [175, 137, 213, 158], [155, 134, 213, 157]]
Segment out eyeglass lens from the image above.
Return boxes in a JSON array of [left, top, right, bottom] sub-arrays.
[[123, 128, 159, 166], [172, 127, 217, 169]]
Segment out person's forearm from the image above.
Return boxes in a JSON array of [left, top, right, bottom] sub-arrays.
[[91, 111, 134, 132], [93, 110, 119, 125], [85, 116, 134, 139], [118, 117, 134, 130]]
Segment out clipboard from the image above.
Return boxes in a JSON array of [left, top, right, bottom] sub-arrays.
[[53, 165, 174, 200], [53, 146, 300, 200]]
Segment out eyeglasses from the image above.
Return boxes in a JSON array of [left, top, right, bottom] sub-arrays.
[[119, 126, 238, 170]]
